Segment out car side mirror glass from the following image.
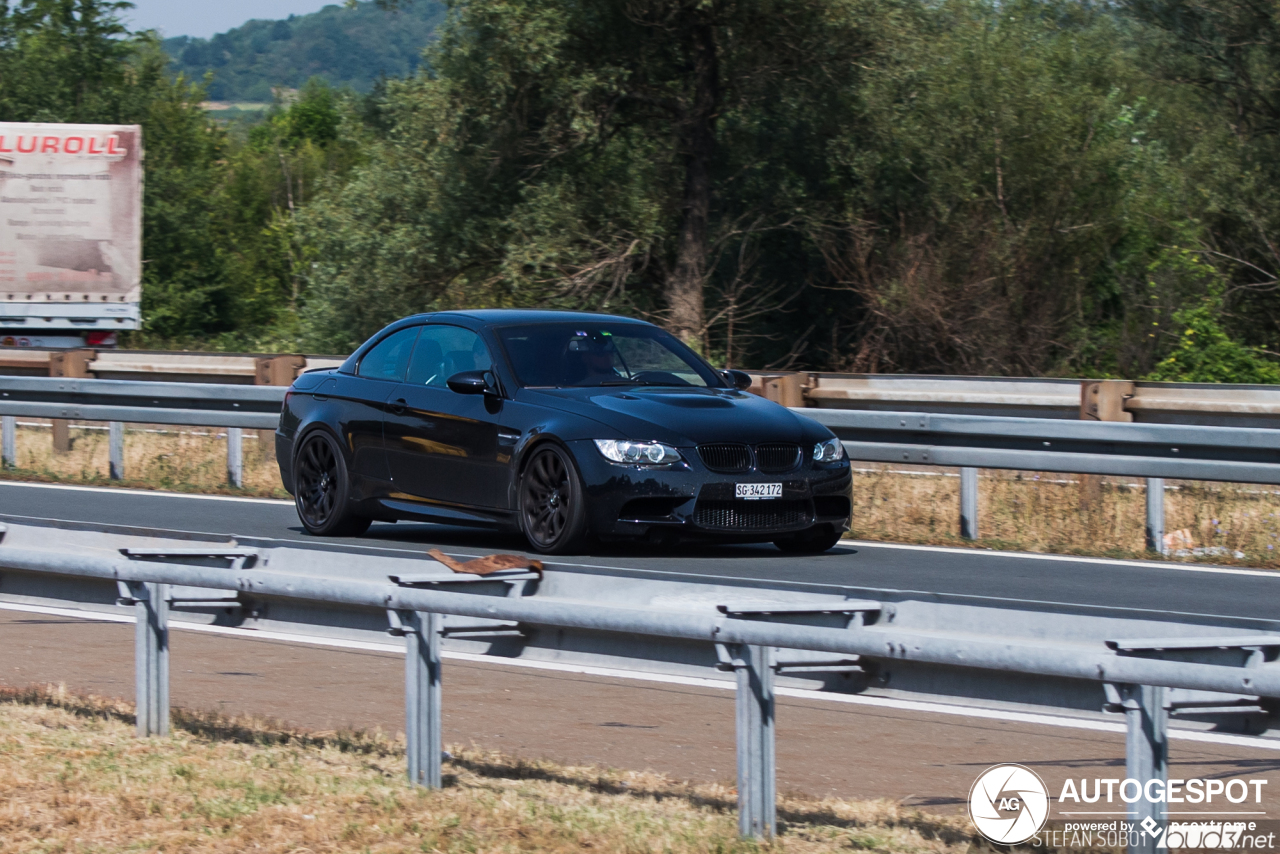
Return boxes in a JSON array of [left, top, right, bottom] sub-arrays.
[[723, 369, 753, 391], [447, 370, 492, 395]]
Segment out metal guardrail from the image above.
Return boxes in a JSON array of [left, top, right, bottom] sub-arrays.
[[799, 406, 1280, 552], [0, 347, 342, 383], [2, 346, 1278, 426], [807, 409, 1280, 484], [790, 374, 1280, 428], [0, 376, 284, 428], [0, 520, 1276, 848], [2, 375, 1280, 541], [0, 377, 286, 486], [6, 377, 1273, 483]]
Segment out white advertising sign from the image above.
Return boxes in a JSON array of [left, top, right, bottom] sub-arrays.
[[0, 123, 143, 310]]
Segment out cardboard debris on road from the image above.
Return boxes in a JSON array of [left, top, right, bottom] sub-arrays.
[[428, 548, 544, 577]]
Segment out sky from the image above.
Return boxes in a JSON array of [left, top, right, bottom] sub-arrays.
[[124, 1, 340, 40]]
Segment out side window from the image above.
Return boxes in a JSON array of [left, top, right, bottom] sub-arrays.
[[407, 325, 494, 388], [357, 326, 420, 382]]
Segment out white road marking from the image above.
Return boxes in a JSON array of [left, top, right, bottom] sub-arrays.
[[841, 539, 1280, 578], [0, 480, 291, 505], [3, 600, 1277, 753]]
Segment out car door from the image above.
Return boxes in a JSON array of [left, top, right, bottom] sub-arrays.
[[383, 324, 511, 508], [339, 324, 421, 491]]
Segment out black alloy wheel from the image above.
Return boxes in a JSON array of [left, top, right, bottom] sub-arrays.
[[293, 430, 372, 537], [773, 524, 843, 554], [519, 444, 589, 554]]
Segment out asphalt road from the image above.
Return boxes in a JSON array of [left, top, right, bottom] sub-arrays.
[[1, 481, 1278, 621]]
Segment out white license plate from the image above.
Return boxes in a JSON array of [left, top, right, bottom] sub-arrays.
[[736, 482, 782, 500]]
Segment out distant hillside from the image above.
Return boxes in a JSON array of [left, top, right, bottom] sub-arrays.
[[163, 1, 446, 102]]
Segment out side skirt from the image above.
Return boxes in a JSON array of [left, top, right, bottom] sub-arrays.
[[378, 498, 517, 531]]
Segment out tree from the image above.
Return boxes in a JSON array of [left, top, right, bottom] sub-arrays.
[[0, 0, 137, 122], [1123, 0, 1280, 361], [801, 0, 1226, 377], [300, 0, 871, 354]]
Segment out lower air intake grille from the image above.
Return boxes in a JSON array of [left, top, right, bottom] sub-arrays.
[[698, 443, 752, 473], [755, 443, 801, 473], [694, 500, 811, 531]]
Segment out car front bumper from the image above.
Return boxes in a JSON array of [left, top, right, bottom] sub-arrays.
[[567, 439, 852, 541]]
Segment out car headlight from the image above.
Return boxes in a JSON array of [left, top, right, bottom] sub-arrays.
[[594, 439, 682, 465], [813, 437, 845, 462]]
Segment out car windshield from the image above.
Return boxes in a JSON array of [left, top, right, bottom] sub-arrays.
[[496, 323, 723, 389]]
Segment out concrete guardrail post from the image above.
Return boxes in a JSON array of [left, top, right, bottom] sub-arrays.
[[131, 581, 170, 737], [1124, 684, 1168, 854], [1, 415, 14, 467], [960, 467, 979, 540], [1145, 478, 1165, 554], [734, 644, 776, 839], [109, 422, 125, 480], [404, 610, 443, 788], [226, 427, 243, 488]]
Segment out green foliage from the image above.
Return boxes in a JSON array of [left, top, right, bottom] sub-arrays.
[[162, 1, 445, 103], [0, 1, 363, 348], [135, 69, 238, 340], [1141, 249, 1280, 384], [808, 0, 1203, 376], [141, 78, 364, 348], [1122, 0, 1280, 374], [296, 0, 1240, 375], [8, 0, 1280, 383], [297, 0, 874, 354], [0, 0, 253, 341], [1145, 301, 1280, 384], [0, 0, 139, 122]]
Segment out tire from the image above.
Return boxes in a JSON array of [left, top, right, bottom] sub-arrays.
[[519, 444, 590, 554], [773, 524, 842, 554], [292, 430, 373, 537]]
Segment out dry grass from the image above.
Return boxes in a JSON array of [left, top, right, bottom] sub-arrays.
[[0, 421, 286, 498], [850, 465, 1280, 569], [0, 684, 976, 854]]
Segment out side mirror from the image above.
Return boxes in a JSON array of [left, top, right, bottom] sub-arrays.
[[723, 369, 753, 391], [447, 370, 495, 396]]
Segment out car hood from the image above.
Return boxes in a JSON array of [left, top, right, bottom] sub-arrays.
[[519, 386, 821, 446]]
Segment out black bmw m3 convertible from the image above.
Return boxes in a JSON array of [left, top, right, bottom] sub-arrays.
[[276, 310, 852, 554]]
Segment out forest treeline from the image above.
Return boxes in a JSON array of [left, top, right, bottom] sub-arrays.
[[163, 1, 445, 102], [2, 0, 1280, 381]]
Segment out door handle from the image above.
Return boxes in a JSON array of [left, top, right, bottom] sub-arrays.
[[389, 398, 407, 415]]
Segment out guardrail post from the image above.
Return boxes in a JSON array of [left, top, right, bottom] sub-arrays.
[[960, 467, 979, 539], [226, 427, 243, 488], [735, 644, 776, 839], [403, 610, 443, 788], [389, 609, 444, 787], [109, 422, 125, 480], [1, 415, 14, 467], [1145, 478, 1165, 554], [133, 582, 170, 737], [49, 348, 93, 454], [51, 418, 71, 454], [1124, 684, 1167, 854]]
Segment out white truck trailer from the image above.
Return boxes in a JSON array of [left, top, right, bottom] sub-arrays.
[[0, 122, 142, 349]]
